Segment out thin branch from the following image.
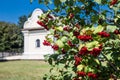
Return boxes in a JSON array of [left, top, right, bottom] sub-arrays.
[[101, 52, 120, 74]]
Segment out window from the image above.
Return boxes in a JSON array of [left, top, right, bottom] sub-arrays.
[[36, 39, 40, 47]]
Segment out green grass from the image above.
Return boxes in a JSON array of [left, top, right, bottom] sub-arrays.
[[0, 60, 50, 80]]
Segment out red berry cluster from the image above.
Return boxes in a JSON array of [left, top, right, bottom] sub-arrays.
[[51, 44, 59, 51], [114, 29, 120, 34], [76, 71, 97, 78], [37, 14, 54, 30], [73, 31, 80, 37], [47, 14, 53, 19], [79, 46, 88, 55], [87, 72, 97, 78], [77, 71, 86, 76], [43, 40, 51, 46], [61, 48, 66, 54], [79, 46, 102, 57], [37, 21, 49, 30], [74, 56, 82, 66], [67, 40, 75, 47], [63, 26, 71, 32], [110, 0, 118, 5], [90, 48, 102, 57], [78, 35, 92, 42], [98, 31, 110, 37]]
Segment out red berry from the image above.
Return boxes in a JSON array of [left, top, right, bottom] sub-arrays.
[[90, 48, 101, 57], [98, 31, 110, 37], [61, 48, 66, 54], [69, 13, 74, 19], [78, 35, 92, 41], [77, 71, 86, 76], [114, 29, 120, 34], [74, 56, 82, 66], [37, 21, 49, 30], [79, 46, 88, 55], [67, 40, 75, 47], [43, 40, 51, 46], [87, 72, 97, 79], [63, 26, 71, 32], [47, 14, 53, 19], [52, 44, 59, 51], [110, 0, 118, 5], [73, 31, 80, 37]]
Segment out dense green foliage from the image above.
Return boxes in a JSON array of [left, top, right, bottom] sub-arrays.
[[32, 0, 120, 79], [0, 22, 23, 53]]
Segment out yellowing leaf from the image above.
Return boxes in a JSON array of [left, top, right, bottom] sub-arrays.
[[86, 41, 99, 51], [61, 36, 67, 42], [106, 25, 117, 32], [78, 44, 85, 50], [77, 65, 84, 71], [56, 26, 63, 31], [93, 25, 104, 34], [94, 0, 101, 4], [60, 0, 66, 2], [94, 59, 100, 65], [85, 30, 94, 35], [55, 40, 64, 48]]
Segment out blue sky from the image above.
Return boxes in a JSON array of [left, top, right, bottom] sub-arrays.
[[0, 0, 49, 24]]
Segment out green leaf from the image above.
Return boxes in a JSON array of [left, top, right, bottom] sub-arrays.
[[61, 36, 67, 42], [93, 25, 104, 34], [54, 0, 61, 7], [60, 0, 66, 2], [86, 41, 100, 51], [55, 40, 64, 48], [56, 26, 63, 32], [77, 65, 84, 71], [106, 25, 117, 32], [84, 66, 94, 73], [94, 0, 101, 4]]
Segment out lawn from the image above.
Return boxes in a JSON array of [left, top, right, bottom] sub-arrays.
[[0, 60, 50, 80]]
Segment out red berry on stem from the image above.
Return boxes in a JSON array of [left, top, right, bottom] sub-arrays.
[[98, 31, 110, 37], [90, 48, 101, 57], [78, 35, 92, 41], [77, 71, 86, 76], [37, 21, 49, 30], [52, 44, 59, 51], [43, 40, 51, 46], [110, 0, 118, 5], [74, 55, 82, 66], [79, 46, 88, 55], [114, 29, 120, 34]]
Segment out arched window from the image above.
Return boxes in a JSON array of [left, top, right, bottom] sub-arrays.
[[36, 39, 40, 47]]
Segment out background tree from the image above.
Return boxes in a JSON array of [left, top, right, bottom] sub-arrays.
[[18, 15, 28, 29], [0, 22, 23, 56]]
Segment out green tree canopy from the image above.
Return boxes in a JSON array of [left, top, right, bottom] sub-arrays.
[[0, 22, 23, 53], [18, 15, 28, 29]]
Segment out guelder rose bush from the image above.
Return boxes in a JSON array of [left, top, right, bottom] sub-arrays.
[[36, 0, 120, 79]]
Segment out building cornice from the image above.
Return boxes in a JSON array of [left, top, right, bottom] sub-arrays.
[[22, 28, 45, 31]]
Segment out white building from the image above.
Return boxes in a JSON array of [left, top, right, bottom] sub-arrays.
[[22, 8, 53, 59]]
